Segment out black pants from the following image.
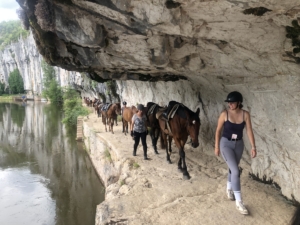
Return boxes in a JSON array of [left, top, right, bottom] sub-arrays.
[[134, 131, 147, 149]]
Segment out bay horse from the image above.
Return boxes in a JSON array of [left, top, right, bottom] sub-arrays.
[[101, 103, 121, 134], [158, 103, 200, 180], [145, 102, 164, 154], [122, 105, 137, 135]]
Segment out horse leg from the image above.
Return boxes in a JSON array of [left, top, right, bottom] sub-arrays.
[[110, 118, 114, 134], [151, 128, 159, 154], [168, 135, 173, 154], [127, 122, 130, 134], [122, 118, 125, 133], [165, 134, 171, 164], [104, 115, 107, 132], [179, 147, 190, 180]]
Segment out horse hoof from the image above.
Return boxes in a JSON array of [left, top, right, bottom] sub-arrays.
[[167, 160, 172, 164], [178, 168, 183, 173], [155, 151, 159, 154], [183, 174, 191, 180]]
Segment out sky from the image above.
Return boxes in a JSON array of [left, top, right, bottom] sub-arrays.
[[0, 1, 20, 22]]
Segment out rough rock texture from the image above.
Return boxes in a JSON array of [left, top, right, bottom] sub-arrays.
[[0, 32, 81, 95], [83, 112, 296, 225], [0, 33, 117, 102], [16, 0, 300, 202]]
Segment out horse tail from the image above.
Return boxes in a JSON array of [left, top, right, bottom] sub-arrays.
[[160, 131, 166, 149]]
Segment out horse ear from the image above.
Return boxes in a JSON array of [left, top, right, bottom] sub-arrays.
[[196, 108, 200, 116]]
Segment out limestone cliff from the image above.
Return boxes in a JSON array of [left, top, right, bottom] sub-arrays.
[[0, 32, 118, 102], [16, 0, 300, 202]]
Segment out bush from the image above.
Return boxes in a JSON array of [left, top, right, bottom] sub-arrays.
[[41, 60, 63, 103], [62, 88, 89, 125], [0, 82, 5, 95], [8, 69, 24, 94]]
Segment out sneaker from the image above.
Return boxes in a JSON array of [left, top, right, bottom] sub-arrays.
[[226, 189, 235, 201], [236, 201, 248, 215]]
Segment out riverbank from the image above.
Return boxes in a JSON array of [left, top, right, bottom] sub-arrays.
[[82, 112, 296, 225]]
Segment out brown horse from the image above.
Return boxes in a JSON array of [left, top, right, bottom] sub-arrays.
[[158, 103, 200, 180], [145, 102, 164, 154], [122, 105, 137, 135], [101, 103, 121, 134]]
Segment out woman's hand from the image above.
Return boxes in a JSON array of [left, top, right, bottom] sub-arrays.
[[251, 149, 257, 158], [215, 148, 220, 157]]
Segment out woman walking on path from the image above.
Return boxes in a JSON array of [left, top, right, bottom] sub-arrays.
[[131, 104, 149, 160], [215, 91, 257, 215]]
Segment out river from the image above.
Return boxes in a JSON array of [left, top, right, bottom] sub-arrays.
[[0, 102, 105, 225]]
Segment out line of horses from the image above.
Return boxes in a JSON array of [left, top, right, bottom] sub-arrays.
[[83, 97, 201, 180]]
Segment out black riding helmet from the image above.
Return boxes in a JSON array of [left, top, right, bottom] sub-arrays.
[[224, 91, 243, 102], [122, 101, 127, 105], [137, 104, 144, 111]]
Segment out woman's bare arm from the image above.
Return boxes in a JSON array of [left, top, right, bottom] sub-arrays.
[[215, 111, 226, 156], [245, 111, 257, 158]]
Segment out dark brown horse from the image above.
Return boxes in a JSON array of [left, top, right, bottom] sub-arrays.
[[158, 104, 200, 180], [122, 105, 137, 135], [145, 102, 164, 154], [101, 103, 121, 134]]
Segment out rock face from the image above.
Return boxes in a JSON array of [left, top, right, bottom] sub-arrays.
[[0, 32, 118, 102], [16, 0, 300, 202]]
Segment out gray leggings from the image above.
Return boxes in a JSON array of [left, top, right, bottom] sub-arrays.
[[220, 137, 244, 191]]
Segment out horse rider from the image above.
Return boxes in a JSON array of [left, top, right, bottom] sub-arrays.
[[121, 101, 127, 115], [214, 91, 257, 215], [130, 104, 149, 160]]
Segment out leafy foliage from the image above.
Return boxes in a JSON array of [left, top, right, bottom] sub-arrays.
[[62, 88, 89, 125], [8, 69, 24, 94], [0, 82, 6, 95], [0, 20, 29, 50], [41, 60, 63, 103]]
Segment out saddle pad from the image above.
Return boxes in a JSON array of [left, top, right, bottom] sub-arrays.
[[168, 104, 180, 119], [147, 104, 157, 116], [102, 103, 112, 111], [156, 107, 166, 119]]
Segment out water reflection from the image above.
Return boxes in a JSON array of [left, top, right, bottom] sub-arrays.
[[0, 102, 104, 225]]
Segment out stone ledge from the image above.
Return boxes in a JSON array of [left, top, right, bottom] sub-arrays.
[[82, 113, 296, 225]]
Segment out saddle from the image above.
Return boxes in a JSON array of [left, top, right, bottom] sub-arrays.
[[102, 103, 112, 112], [156, 104, 180, 121], [147, 103, 157, 116], [156, 104, 180, 136]]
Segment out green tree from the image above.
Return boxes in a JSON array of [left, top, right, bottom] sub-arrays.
[[0, 82, 5, 95], [0, 20, 29, 50], [8, 69, 24, 94], [41, 60, 63, 103], [62, 87, 89, 125]]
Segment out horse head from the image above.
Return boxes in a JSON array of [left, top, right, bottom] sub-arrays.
[[187, 108, 201, 148]]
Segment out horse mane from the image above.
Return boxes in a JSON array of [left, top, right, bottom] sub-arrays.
[[177, 105, 200, 121]]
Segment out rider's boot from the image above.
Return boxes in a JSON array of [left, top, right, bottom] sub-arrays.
[[133, 145, 137, 156], [143, 146, 148, 160]]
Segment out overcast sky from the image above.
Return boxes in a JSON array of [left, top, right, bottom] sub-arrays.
[[0, 1, 20, 22]]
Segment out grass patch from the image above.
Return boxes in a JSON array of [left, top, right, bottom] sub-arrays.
[[119, 179, 125, 186], [133, 162, 140, 169], [104, 148, 112, 162], [117, 115, 122, 122]]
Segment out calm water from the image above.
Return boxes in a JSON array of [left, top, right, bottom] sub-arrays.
[[0, 102, 105, 225]]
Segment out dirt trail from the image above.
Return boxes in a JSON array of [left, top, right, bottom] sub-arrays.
[[83, 112, 296, 225]]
